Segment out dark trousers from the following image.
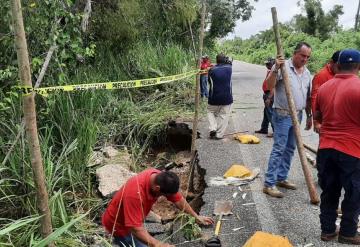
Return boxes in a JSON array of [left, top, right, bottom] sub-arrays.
[[317, 148, 360, 237], [260, 91, 274, 132], [200, 74, 208, 98]]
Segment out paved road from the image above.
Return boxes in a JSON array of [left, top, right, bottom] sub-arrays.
[[193, 61, 354, 247]]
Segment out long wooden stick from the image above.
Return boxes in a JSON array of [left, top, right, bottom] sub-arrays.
[[191, 0, 206, 152], [271, 7, 320, 205], [11, 0, 54, 243], [303, 143, 317, 154]]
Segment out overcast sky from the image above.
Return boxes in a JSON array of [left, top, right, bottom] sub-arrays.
[[227, 0, 357, 39]]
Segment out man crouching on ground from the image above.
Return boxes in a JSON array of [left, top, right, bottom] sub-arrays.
[[102, 168, 214, 247]]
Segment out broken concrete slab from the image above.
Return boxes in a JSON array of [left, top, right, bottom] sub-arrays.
[[146, 210, 162, 223], [103, 146, 119, 158], [96, 164, 136, 197]]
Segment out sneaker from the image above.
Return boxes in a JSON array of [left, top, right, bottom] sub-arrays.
[[209, 131, 216, 138], [276, 180, 297, 190], [338, 233, 360, 245], [263, 186, 284, 198], [255, 129, 268, 134], [321, 232, 337, 241]]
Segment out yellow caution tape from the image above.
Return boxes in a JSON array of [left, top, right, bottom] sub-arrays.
[[14, 69, 204, 96]]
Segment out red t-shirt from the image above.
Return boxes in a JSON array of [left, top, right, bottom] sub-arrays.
[[200, 60, 211, 75], [316, 74, 360, 158], [311, 64, 334, 115], [102, 168, 182, 237], [262, 70, 271, 92]]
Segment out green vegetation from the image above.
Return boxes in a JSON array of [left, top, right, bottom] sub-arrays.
[[221, 27, 360, 73]]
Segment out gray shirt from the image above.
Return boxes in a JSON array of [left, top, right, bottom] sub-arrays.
[[273, 59, 311, 111]]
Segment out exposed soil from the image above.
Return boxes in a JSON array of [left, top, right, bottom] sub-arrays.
[[151, 152, 206, 222]]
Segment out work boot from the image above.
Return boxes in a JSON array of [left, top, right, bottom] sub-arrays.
[[263, 186, 284, 198], [338, 233, 360, 245], [255, 129, 268, 134], [276, 180, 297, 190], [321, 232, 338, 241]]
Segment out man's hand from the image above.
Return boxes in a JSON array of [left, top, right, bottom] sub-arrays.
[[265, 98, 272, 107], [305, 116, 312, 130], [196, 215, 214, 225], [275, 55, 285, 70], [313, 120, 321, 134]]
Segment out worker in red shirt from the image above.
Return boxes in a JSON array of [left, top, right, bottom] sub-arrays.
[[311, 51, 340, 131], [314, 49, 360, 245], [255, 57, 275, 137], [102, 168, 214, 247], [200, 55, 212, 98]]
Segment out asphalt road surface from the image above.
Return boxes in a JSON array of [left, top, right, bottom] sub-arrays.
[[192, 60, 354, 247]]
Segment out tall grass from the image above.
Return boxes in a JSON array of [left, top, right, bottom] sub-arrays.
[[0, 41, 196, 245]]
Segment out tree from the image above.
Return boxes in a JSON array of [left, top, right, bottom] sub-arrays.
[[207, 0, 257, 39], [291, 0, 343, 40]]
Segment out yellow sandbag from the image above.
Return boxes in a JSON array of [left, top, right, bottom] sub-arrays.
[[224, 164, 252, 178], [234, 134, 260, 144], [243, 231, 293, 247]]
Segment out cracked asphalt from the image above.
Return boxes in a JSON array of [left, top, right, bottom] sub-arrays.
[[186, 60, 354, 247]]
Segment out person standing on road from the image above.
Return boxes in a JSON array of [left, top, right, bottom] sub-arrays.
[[311, 51, 340, 132], [263, 42, 313, 198], [102, 168, 214, 247], [200, 55, 212, 98], [207, 53, 233, 140], [255, 57, 275, 137], [314, 49, 360, 245]]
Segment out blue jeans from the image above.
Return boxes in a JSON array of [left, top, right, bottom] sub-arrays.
[[264, 110, 302, 187], [114, 234, 147, 247], [200, 74, 208, 98], [317, 149, 360, 237]]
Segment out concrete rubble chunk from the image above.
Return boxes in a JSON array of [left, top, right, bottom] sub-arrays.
[[88, 151, 104, 167], [146, 210, 162, 223], [96, 164, 135, 197], [103, 146, 119, 158], [174, 151, 192, 166]]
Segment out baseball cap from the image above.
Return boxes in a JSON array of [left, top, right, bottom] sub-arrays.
[[338, 49, 360, 64]]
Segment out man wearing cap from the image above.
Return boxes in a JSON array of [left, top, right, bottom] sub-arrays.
[[262, 42, 313, 198], [102, 168, 214, 247], [315, 49, 360, 244], [255, 57, 275, 137], [311, 51, 340, 133], [200, 55, 212, 98]]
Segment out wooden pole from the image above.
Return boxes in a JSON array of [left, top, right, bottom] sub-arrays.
[[271, 7, 320, 205], [11, 0, 54, 243], [191, 0, 206, 152], [303, 143, 317, 154]]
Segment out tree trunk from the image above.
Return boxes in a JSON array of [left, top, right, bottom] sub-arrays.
[[11, 0, 54, 244], [191, 0, 206, 152]]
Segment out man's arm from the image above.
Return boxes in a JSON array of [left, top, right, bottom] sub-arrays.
[[313, 95, 322, 134], [174, 197, 214, 225], [131, 226, 174, 247], [267, 56, 284, 90], [310, 74, 321, 117], [305, 81, 312, 130]]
